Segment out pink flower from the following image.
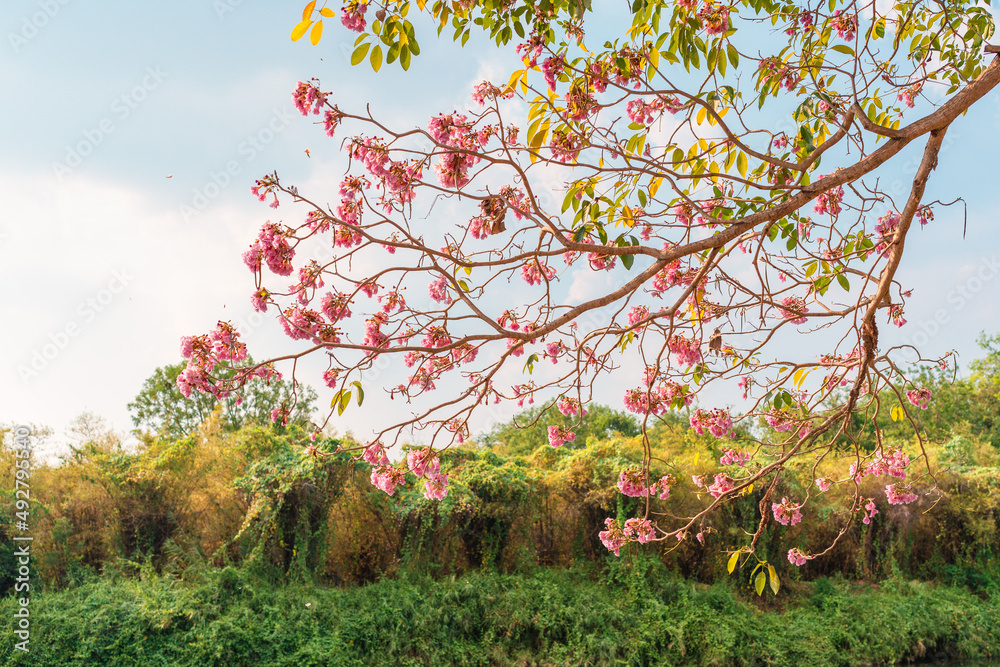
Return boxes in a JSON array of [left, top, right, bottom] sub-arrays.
[[885, 483, 918, 505], [558, 396, 586, 418], [651, 475, 673, 500], [428, 276, 451, 304], [813, 179, 844, 216], [423, 472, 449, 500], [547, 425, 576, 448], [906, 387, 931, 410], [861, 498, 879, 524], [780, 296, 808, 324], [618, 468, 649, 497], [624, 518, 656, 544], [772, 497, 803, 526], [788, 548, 808, 566], [521, 261, 556, 286], [668, 334, 702, 368], [362, 441, 390, 466], [370, 465, 406, 495], [720, 448, 752, 467], [599, 518, 628, 556], [832, 10, 857, 41], [689, 408, 735, 438], [340, 0, 368, 33], [816, 478, 832, 492], [407, 447, 440, 477], [708, 473, 734, 498]]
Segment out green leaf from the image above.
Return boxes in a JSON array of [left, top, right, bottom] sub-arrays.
[[351, 42, 371, 66], [352, 381, 365, 406], [621, 253, 635, 270], [330, 389, 343, 409], [754, 571, 766, 596], [338, 391, 352, 415], [837, 273, 850, 291], [727, 551, 740, 574], [831, 44, 855, 56]]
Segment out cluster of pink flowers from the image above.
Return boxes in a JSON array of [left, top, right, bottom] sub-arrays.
[[772, 497, 803, 526], [177, 323, 271, 399], [623, 382, 691, 415], [406, 447, 439, 477], [320, 291, 352, 323], [720, 448, 752, 467], [780, 296, 808, 324], [521, 261, 557, 286], [813, 179, 844, 216], [292, 80, 329, 116], [917, 205, 934, 227], [708, 473, 735, 498], [627, 305, 650, 329], [336, 175, 369, 227], [831, 10, 858, 41], [280, 306, 339, 345], [471, 81, 515, 106], [549, 129, 584, 163], [558, 396, 586, 418], [898, 82, 922, 108], [764, 409, 800, 433], [668, 334, 702, 367], [690, 408, 735, 438], [427, 276, 451, 304], [816, 478, 832, 492], [348, 137, 422, 207], [771, 134, 788, 150], [885, 483, 919, 505], [784, 11, 814, 35], [651, 475, 674, 499], [626, 95, 682, 126], [565, 84, 599, 122], [547, 425, 577, 447], [861, 497, 879, 524], [340, 0, 368, 33], [371, 465, 406, 495], [244, 222, 295, 276], [757, 57, 800, 91], [699, 2, 730, 34], [906, 387, 932, 409], [618, 468, 649, 497], [874, 211, 901, 257], [362, 312, 390, 349], [428, 112, 490, 189], [624, 518, 656, 544], [541, 55, 566, 91], [599, 518, 628, 556], [851, 447, 911, 482], [788, 547, 808, 566]]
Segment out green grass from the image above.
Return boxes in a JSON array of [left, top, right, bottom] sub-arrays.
[[2, 565, 999, 666]]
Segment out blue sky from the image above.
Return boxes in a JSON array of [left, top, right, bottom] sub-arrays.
[[2, 0, 999, 456]]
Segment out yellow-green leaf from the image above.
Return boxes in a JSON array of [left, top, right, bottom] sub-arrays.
[[754, 571, 766, 596], [768, 564, 780, 594], [370, 45, 384, 72], [291, 19, 313, 42], [727, 551, 740, 574]]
